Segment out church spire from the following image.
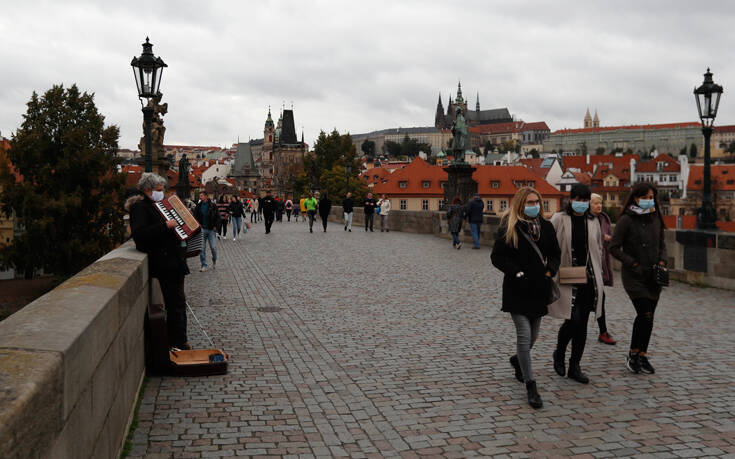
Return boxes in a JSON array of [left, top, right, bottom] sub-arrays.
[[584, 107, 592, 128], [435, 93, 446, 128], [593, 109, 599, 128], [455, 81, 464, 105], [476, 92, 480, 112]]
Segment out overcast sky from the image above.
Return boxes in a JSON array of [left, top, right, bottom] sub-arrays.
[[1, 0, 734, 150]]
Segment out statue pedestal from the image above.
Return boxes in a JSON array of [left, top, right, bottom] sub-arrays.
[[443, 162, 477, 207]]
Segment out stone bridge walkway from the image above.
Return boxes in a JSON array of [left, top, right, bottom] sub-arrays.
[[129, 219, 735, 458]]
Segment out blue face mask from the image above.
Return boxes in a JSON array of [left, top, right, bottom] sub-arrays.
[[524, 205, 540, 218], [638, 198, 655, 210], [571, 200, 589, 214]]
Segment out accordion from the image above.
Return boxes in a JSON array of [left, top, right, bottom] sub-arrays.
[[185, 231, 203, 258], [153, 195, 201, 241]]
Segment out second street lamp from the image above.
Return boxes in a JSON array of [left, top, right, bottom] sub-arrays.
[[131, 37, 167, 172], [694, 68, 723, 230]]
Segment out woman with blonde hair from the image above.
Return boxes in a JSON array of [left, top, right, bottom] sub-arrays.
[[491, 187, 560, 409]]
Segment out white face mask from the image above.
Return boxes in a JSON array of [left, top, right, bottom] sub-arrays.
[[152, 190, 165, 202]]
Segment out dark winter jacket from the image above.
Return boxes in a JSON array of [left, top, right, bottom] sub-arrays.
[[127, 194, 189, 279], [193, 199, 221, 231], [447, 204, 466, 233], [610, 208, 667, 300], [596, 211, 614, 286], [228, 200, 245, 218], [466, 197, 484, 224], [364, 197, 377, 214], [342, 197, 354, 213], [261, 196, 276, 216], [319, 197, 332, 217], [491, 219, 561, 318]]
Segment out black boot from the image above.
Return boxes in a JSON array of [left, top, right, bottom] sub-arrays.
[[509, 355, 523, 383], [553, 349, 566, 376], [567, 362, 589, 384], [525, 380, 543, 409]]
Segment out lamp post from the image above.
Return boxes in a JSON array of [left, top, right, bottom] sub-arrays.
[[345, 162, 352, 194], [131, 37, 167, 172], [694, 68, 723, 230]]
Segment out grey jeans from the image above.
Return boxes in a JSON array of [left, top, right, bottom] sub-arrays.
[[511, 314, 542, 382]]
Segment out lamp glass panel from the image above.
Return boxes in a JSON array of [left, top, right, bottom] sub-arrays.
[[133, 66, 143, 95], [712, 92, 722, 117]]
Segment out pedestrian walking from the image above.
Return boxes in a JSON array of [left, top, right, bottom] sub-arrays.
[[257, 196, 263, 222], [228, 195, 247, 241], [285, 198, 294, 221], [378, 194, 391, 232], [319, 192, 332, 232], [549, 184, 604, 385], [447, 196, 466, 249], [364, 193, 376, 232], [466, 192, 484, 249], [590, 193, 616, 345], [275, 198, 284, 222], [304, 192, 318, 233], [342, 192, 354, 232], [193, 191, 221, 271], [261, 192, 276, 234], [128, 173, 192, 350], [299, 196, 307, 222], [610, 183, 667, 375], [216, 195, 230, 239], [292, 202, 300, 221], [249, 198, 258, 223], [491, 187, 561, 409]]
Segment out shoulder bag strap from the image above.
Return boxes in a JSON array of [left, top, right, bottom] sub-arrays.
[[519, 229, 547, 266]]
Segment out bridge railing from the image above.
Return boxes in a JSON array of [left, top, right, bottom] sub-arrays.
[[0, 240, 149, 459]]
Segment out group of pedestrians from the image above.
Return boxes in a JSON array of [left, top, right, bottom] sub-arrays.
[[446, 192, 485, 249], [491, 182, 667, 409]]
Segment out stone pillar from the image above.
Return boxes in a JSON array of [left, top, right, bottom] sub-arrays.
[[443, 163, 477, 207]]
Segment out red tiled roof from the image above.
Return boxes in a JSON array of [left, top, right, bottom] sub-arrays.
[[553, 122, 700, 135], [687, 165, 735, 191], [635, 154, 680, 173], [662, 215, 735, 232], [373, 157, 446, 196], [361, 167, 393, 185], [592, 163, 631, 182], [470, 121, 525, 135], [572, 172, 592, 185], [474, 166, 564, 198], [522, 122, 550, 131], [714, 125, 735, 134], [563, 154, 639, 174]]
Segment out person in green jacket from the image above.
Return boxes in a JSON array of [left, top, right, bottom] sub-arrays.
[[304, 192, 319, 233]]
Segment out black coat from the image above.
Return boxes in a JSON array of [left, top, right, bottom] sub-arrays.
[[319, 197, 332, 217], [228, 200, 245, 218], [342, 197, 354, 213], [364, 198, 377, 214], [610, 208, 667, 300], [128, 194, 189, 279], [193, 199, 220, 231], [261, 196, 276, 216], [466, 198, 484, 224], [491, 219, 561, 317]]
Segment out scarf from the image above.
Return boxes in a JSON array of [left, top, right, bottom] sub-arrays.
[[629, 204, 655, 215], [526, 217, 541, 241]]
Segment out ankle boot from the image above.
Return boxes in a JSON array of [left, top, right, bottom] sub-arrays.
[[553, 349, 566, 376], [509, 355, 523, 383], [567, 362, 589, 384], [525, 380, 543, 409]]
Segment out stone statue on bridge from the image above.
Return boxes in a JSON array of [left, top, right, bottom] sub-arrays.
[[450, 105, 469, 164], [138, 93, 169, 176]]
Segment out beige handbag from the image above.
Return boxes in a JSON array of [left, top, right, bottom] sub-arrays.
[[558, 266, 588, 284]]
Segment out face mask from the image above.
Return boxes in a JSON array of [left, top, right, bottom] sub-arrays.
[[571, 200, 589, 213], [638, 198, 655, 210], [152, 190, 165, 202], [524, 205, 540, 218]]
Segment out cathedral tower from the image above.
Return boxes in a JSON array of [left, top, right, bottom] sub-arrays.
[[435, 93, 446, 128], [593, 110, 600, 128], [584, 107, 593, 129]]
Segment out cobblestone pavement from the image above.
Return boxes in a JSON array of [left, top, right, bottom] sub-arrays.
[[129, 218, 735, 458]]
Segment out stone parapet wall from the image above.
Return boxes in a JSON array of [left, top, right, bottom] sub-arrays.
[[329, 207, 735, 290], [0, 240, 149, 459]]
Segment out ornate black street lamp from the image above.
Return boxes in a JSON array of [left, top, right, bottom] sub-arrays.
[[345, 162, 352, 194], [131, 37, 167, 172], [694, 68, 723, 230]]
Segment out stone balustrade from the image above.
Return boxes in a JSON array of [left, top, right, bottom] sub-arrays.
[[0, 240, 149, 459]]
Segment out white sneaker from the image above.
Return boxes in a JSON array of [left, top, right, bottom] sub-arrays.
[[233, 237, 236, 241], [200, 266, 208, 272]]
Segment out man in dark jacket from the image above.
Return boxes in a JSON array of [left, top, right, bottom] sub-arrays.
[[261, 192, 276, 233], [466, 192, 484, 249], [319, 192, 332, 232], [364, 193, 377, 232], [127, 173, 190, 349], [342, 192, 354, 232], [193, 191, 220, 271]]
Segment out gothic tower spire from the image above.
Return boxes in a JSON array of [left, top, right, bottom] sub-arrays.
[[476, 92, 480, 112], [584, 107, 592, 129], [435, 93, 445, 128], [593, 109, 599, 128]]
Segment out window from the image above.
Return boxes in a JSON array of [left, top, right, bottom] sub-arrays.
[[543, 200, 549, 212], [657, 162, 665, 171], [528, 180, 535, 188], [421, 199, 429, 210], [399, 181, 407, 188], [491, 181, 500, 188], [513, 180, 523, 188], [669, 175, 677, 181], [500, 200, 507, 212], [486, 200, 493, 212], [422, 181, 431, 188], [400, 199, 407, 210], [660, 175, 667, 182]]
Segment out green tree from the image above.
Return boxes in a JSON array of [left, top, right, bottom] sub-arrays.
[[361, 139, 375, 157], [0, 84, 125, 279], [313, 129, 354, 173], [383, 140, 402, 157], [399, 135, 432, 158]]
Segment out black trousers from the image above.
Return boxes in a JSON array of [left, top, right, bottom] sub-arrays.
[[218, 219, 228, 237], [307, 210, 316, 230], [320, 214, 328, 230], [286, 209, 292, 221], [365, 213, 374, 230], [264, 213, 274, 233], [557, 282, 595, 365], [631, 297, 659, 353], [597, 292, 607, 334], [158, 274, 187, 347]]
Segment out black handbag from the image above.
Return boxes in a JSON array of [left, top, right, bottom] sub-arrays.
[[653, 264, 669, 287], [520, 231, 561, 304]]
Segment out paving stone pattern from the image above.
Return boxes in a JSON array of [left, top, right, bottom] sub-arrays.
[[129, 219, 735, 458]]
